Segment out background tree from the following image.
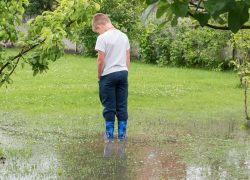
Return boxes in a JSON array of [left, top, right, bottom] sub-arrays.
[[78, 0, 144, 56], [25, 0, 58, 17], [0, 0, 99, 86], [0, 0, 29, 84], [138, 21, 231, 69], [231, 31, 250, 125]]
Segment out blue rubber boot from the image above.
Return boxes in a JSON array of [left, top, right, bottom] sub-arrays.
[[104, 121, 114, 142], [118, 121, 127, 141]]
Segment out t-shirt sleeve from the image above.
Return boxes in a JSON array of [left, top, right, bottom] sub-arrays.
[[126, 36, 130, 50], [95, 36, 105, 52]]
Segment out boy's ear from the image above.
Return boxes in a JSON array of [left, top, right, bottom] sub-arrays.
[[93, 25, 99, 33]]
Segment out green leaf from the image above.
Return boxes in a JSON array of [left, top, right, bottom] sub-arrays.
[[228, 1, 249, 33], [204, 0, 235, 18], [0, 81, 4, 88], [244, 0, 250, 6], [171, 0, 188, 17], [156, 3, 169, 18], [171, 16, 178, 26], [94, 3, 100, 11], [0, 31, 5, 40], [193, 12, 210, 27], [146, 0, 159, 5], [7, 64, 13, 71], [165, 9, 174, 21], [158, 21, 167, 28], [21, 61, 25, 69], [23, 0, 29, 6], [216, 16, 227, 25]]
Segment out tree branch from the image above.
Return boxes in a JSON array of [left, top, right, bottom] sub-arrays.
[[205, 23, 250, 30], [1, 11, 74, 76], [0, 39, 46, 75], [195, 0, 203, 12], [189, 1, 204, 10], [7, 50, 24, 79], [188, 12, 250, 30]]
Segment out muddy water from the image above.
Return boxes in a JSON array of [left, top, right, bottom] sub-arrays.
[[0, 129, 250, 179]]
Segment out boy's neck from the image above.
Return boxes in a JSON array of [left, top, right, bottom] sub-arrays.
[[103, 23, 115, 33], [98, 23, 115, 34]]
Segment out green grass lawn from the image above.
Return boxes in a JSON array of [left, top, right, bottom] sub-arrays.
[[0, 49, 250, 179]]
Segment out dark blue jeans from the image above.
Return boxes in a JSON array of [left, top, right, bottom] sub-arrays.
[[98, 71, 128, 122]]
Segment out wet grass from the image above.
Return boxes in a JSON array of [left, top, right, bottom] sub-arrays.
[[0, 49, 250, 179], [0, 146, 4, 157]]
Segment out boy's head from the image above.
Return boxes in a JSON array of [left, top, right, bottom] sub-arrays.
[[92, 13, 112, 34]]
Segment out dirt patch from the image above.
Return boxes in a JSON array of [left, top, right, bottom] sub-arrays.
[[131, 144, 186, 180], [124, 134, 186, 180]]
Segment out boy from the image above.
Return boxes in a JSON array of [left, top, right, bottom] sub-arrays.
[[92, 13, 130, 142]]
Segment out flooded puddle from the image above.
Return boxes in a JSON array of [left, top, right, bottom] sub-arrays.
[[0, 121, 250, 179], [0, 131, 58, 179]]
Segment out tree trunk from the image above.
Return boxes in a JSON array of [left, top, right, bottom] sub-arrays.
[[244, 79, 249, 120], [75, 42, 78, 53], [232, 45, 243, 86]]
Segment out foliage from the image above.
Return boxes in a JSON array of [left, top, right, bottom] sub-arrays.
[[232, 30, 250, 57], [139, 21, 231, 70], [78, 27, 97, 56], [78, 0, 144, 56], [25, 0, 58, 16], [0, 0, 29, 84], [139, 23, 172, 65], [0, 0, 99, 86], [138, 23, 158, 63], [0, 0, 28, 42], [170, 25, 231, 69], [232, 57, 250, 121], [231, 31, 250, 121], [144, 0, 250, 33]]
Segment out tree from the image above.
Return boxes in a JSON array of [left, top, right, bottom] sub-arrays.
[[231, 31, 250, 125], [79, 0, 144, 56], [143, 0, 250, 125], [25, 0, 58, 16], [144, 0, 250, 33], [0, 0, 99, 86], [138, 22, 231, 69]]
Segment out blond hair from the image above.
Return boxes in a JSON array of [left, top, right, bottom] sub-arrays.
[[92, 13, 111, 32]]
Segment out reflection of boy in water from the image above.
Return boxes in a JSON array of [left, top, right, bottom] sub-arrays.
[[92, 13, 130, 142]]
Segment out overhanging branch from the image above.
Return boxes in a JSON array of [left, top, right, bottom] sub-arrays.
[[188, 12, 250, 30], [205, 23, 250, 30], [189, 1, 204, 10], [0, 39, 46, 75]]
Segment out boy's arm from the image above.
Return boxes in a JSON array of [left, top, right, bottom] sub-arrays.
[[97, 50, 105, 80], [126, 49, 130, 69]]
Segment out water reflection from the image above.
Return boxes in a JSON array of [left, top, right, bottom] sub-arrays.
[[103, 141, 113, 158], [103, 141, 126, 159], [56, 137, 130, 179], [118, 141, 126, 159]]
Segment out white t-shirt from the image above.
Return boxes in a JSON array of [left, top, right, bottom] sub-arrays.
[[95, 29, 130, 76]]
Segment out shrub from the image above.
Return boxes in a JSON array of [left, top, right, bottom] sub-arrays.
[[139, 21, 231, 70]]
